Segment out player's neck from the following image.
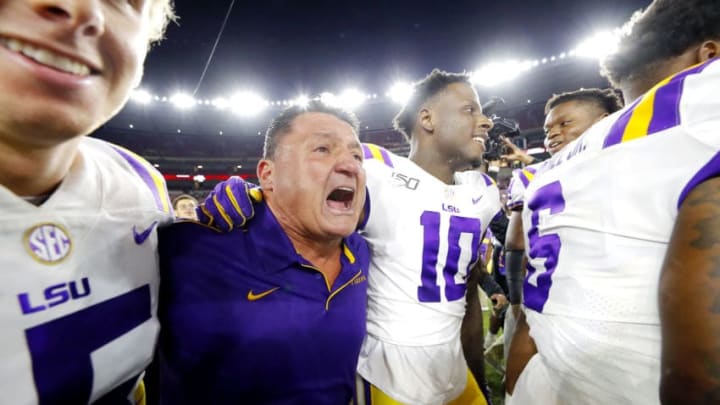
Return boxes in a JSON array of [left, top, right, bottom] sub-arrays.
[[0, 135, 81, 197], [408, 148, 457, 185]]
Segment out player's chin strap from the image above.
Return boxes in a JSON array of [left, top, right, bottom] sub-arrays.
[[505, 249, 525, 305]]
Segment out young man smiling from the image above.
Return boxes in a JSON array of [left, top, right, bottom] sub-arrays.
[[0, 0, 175, 403]]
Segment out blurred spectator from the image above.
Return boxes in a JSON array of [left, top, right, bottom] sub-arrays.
[[172, 194, 199, 220]]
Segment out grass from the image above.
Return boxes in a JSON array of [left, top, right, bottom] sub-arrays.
[[483, 309, 505, 405]]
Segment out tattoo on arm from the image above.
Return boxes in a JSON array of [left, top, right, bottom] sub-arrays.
[[660, 177, 720, 404]]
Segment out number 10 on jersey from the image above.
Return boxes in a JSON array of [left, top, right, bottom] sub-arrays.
[[417, 211, 482, 303]]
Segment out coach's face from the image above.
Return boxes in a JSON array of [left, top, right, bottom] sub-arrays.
[[258, 112, 367, 242], [0, 0, 153, 147]]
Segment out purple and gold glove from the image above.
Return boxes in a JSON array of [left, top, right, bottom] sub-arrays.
[[196, 176, 262, 232]]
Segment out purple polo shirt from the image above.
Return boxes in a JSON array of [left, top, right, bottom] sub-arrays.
[[158, 201, 370, 404]]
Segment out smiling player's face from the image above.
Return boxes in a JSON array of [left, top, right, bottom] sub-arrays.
[[0, 0, 153, 148], [543, 100, 607, 155], [428, 82, 493, 168]]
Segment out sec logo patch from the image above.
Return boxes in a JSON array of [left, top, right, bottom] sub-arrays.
[[24, 223, 73, 265]]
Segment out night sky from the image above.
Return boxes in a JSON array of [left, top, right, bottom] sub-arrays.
[[140, 0, 650, 101]]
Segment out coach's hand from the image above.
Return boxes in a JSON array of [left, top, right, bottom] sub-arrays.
[[196, 176, 262, 232]]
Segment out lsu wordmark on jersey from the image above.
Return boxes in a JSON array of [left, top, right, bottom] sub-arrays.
[[357, 144, 501, 404], [0, 137, 173, 404]]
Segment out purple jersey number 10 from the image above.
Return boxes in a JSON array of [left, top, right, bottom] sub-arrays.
[[417, 211, 481, 303], [524, 181, 565, 312]]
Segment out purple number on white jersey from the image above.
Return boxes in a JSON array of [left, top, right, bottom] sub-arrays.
[[524, 181, 565, 312], [26, 285, 152, 404], [418, 211, 481, 303]]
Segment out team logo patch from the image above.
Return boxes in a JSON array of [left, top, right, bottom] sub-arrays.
[[24, 223, 72, 265]]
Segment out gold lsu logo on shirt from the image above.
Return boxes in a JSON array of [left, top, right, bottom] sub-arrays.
[[351, 274, 367, 286]]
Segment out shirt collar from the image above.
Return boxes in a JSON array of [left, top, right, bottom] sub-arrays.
[[250, 201, 359, 274]]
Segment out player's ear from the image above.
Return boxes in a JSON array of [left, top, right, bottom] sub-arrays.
[[419, 108, 434, 133], [697, 40, 719, 62], [257, 159, 274, 191], [593, 112, 610, 124]]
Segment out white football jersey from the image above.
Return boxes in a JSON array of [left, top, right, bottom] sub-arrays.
[[0, 137, 173, 404], [520, 58, 720, 404], [507, 163, 541, 211], [356, 144, 501, 404]]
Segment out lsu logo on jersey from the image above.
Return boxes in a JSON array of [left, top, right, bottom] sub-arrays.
[[18, 278, 91, 315], [24, 223, 72, 264]]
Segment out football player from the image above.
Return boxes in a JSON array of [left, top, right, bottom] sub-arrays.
[[200, 70, 502, 405], [0, 0, 175, 403], [506, 0, 720, 403]]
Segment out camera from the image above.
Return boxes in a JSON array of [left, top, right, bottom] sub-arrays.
[[481, 97, 520, 161]]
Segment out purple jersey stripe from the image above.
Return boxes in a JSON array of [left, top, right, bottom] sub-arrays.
[[604, 59, 717, 149], [678, 151, 720, 209], [481, 173, 494, 186], [518, 171, 531, 188], [647, 61, 711, 134], [491, 209, 505, 223], [362, 144, 373, 159], [602, 97, 642, 149], [507, 200, 524, 210], [362, 143, 394, 168], [111, 146, 166, 212], [378, 147, 395, 168]]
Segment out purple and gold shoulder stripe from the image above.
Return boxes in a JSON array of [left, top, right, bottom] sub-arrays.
[[111, 145, 173, 214], [517, 167, 537, 188], [362, 143, 394, 168], [603, 58, 719, 149]]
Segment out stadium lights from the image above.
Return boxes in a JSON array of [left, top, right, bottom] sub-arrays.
[[293, 95, 310, 108], [387, 82, 414, 105], [230, 91, 268, 117], [170, 93, 196, 110], [471, 60, 533, 87], [573, 30, 620, 59], [320, 92, 339, 107], [131, 89, 153, 104], [212, 97, 230, 110], [338, 89, 367, 110], [125, 27, 623, 118]]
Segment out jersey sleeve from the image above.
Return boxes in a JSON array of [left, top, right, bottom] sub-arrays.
[[359, 143, 397, 231], [107, 142, 174, 215], [507, 166, 537, 211], [677, 58, 720, 206]]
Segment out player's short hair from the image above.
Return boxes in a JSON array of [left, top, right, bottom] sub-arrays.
[[148, 0, 177, 45], [601, 0, 720, 87], [172, 194, 198, 209], [263, 100, 360, 159], [544, 88, 624, 115], [392, 69, 472, 142]]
